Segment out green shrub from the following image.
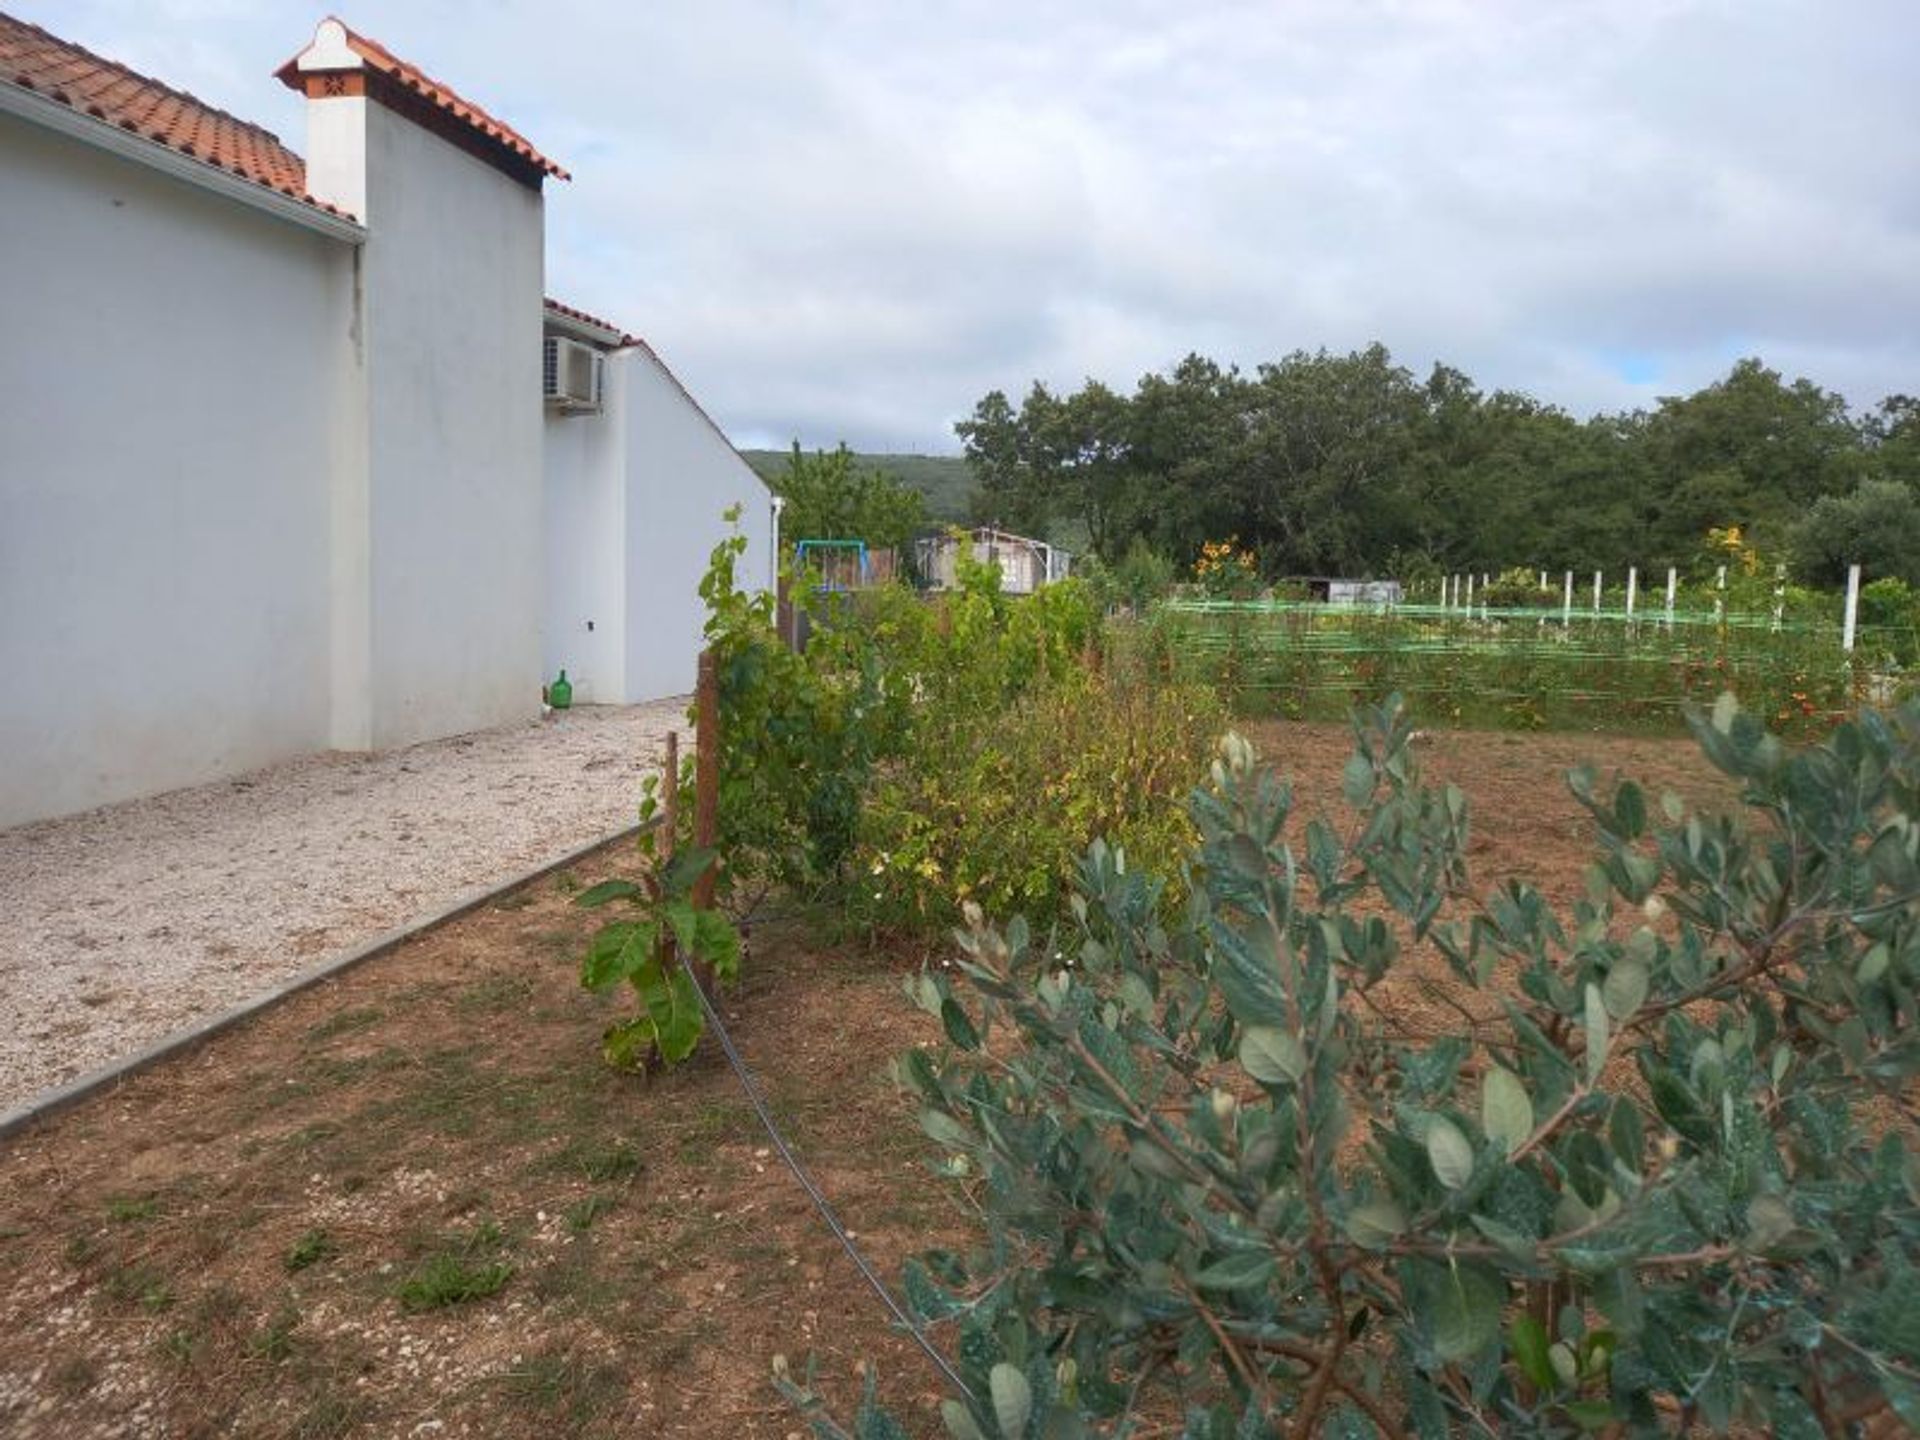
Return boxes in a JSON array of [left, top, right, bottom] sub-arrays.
[[1859, 577, 1920, 668], [1080, 539, 1178, 613], [855, 664, 1224, 931], [788, 694, 1920, 1437], [688, 514, 1108, 924], [1481, 566, 1556, 609]]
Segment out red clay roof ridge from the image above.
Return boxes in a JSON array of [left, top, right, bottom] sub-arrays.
[[0, 9, 351, 219], [544, 296, 639, 347], [2, 11, 289, 148], [275, 15, 568, 180]]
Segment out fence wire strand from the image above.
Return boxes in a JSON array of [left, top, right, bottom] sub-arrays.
[[678, 949, 981, 1412]]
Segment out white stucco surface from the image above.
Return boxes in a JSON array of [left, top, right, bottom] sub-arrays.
[[3, 35, 766, 829], [352, 100, 547, 749], [541, 343, 775, 705], [619, 348, 775, 701], [541, 397, 627, 704], [0, 121, 348, 828]]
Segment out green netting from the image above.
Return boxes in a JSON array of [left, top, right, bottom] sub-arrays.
[[1120, 598, 1917, 735]]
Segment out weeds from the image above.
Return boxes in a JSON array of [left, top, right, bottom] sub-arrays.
[[563, 1195, 616, 1233], [305, 1006, 384, 1042], [395, 1221, 513, 1311], [248, 1304, 301, 1364], [105, 1193, 158, 1223], [284, 1228, 337, 1273], [494, 1347, 625, 1425], [105, 1261, 174, 1312]]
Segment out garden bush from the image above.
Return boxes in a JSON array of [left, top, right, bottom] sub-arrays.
[[853, 662, 1223, 931], [674, 515, 1202, 940], [783, 693, 1920, 1437]]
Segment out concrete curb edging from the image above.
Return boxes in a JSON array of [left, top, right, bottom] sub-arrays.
[[0, 822, 645, 1145]]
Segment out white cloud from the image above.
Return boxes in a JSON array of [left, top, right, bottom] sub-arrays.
[[15, 0, 1918, 448]]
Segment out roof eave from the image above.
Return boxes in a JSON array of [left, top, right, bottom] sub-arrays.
[[543, 310, 630, 350], [0, 78, 365, 242]]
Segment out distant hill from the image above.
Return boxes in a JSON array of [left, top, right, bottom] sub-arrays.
[[741, 449, 975, 524]]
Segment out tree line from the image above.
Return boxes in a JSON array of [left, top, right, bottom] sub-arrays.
[[956, 347, 1920, 586]]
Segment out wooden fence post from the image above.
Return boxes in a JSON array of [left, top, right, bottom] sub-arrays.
[[693, 649, 720, 910], [652, 729, 680, 1047], [661, 730, 678, 860], [684, 649, 721, 999]]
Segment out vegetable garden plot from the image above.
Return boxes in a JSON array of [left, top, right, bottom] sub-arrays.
[[1138, 598, 1914, 736]]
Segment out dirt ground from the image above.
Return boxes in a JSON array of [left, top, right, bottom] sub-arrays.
[[0, 723, 1732, 1438]]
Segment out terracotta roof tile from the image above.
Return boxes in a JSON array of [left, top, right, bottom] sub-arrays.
[[0, 10, 352, 219], [544, 297, 638, 346], [276, 17, 567, 181], [542, 299, 758, 473]]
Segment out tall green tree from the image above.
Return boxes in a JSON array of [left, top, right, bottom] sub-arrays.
[[770, 442, 925, 552], [1635, 358, 1865, 563], [1791, 479, 1920, 587], [953, 348, 1886, 585]]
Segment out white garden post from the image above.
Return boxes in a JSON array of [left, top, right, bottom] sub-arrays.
[[1715, 565, 1727, 624], [1465, 572, 1475, 614], [1539, 569, 1548, 592], [1592, 570, 1603, 614], [1626, 566, 1638, 621], [1665, 567, 1677, 627], [1843, 563, 1862, 653], [1771, 562, 1786, 633], [1562, 570, 1574, 625]]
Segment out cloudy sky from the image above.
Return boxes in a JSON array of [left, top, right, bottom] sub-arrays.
[[23, 0, 1920, 451]]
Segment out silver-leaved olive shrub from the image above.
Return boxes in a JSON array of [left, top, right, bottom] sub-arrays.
[[780, 694, 1920, 1438]]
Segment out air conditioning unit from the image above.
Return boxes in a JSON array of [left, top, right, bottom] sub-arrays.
[[543, 335, 604, 413]]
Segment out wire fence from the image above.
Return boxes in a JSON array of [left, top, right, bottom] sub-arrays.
[[1127, 598, 1918, 735]]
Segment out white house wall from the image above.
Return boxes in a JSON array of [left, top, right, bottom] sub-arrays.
[[350, 100, 546, 750], [618, 349, 773, 702], [0, 120, 346, 827], [541, 399, 626, 704]]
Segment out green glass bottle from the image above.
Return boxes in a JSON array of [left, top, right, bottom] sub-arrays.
[[549, 669, 573, 710]]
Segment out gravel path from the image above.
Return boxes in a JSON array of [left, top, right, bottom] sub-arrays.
[[0, 700, 688, 1113]]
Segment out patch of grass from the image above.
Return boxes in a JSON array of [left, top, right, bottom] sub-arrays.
[[531, 926, 580, 961], [495, 1346, 626, 1427], [395, 1220, 513, 1311], [105, 1193, 159, 1223], [396, 1253, 513, 1311], [63, 1233, 102, 1267], [564, 1195, 616, 1233], [305, 1006, 384, 1042], [553, 869, 582, 895], [671, 1101, 744, 1165], [248, 1303, 301, 1364], [456, 973, 536, 1013], [285, 1228, 337, 1273], [543, 1135, 642, 1185], [105, 1261, 175, 1312], [279, 1121, 343, 1154], [526, 1244, 632, 1322], [364, 1048, 545, 1142], [159, 1327, 197, 1364], [492, 889, 537, 912], [310, 1048, 409, 1089], [291, 1386, 367, 1440]]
